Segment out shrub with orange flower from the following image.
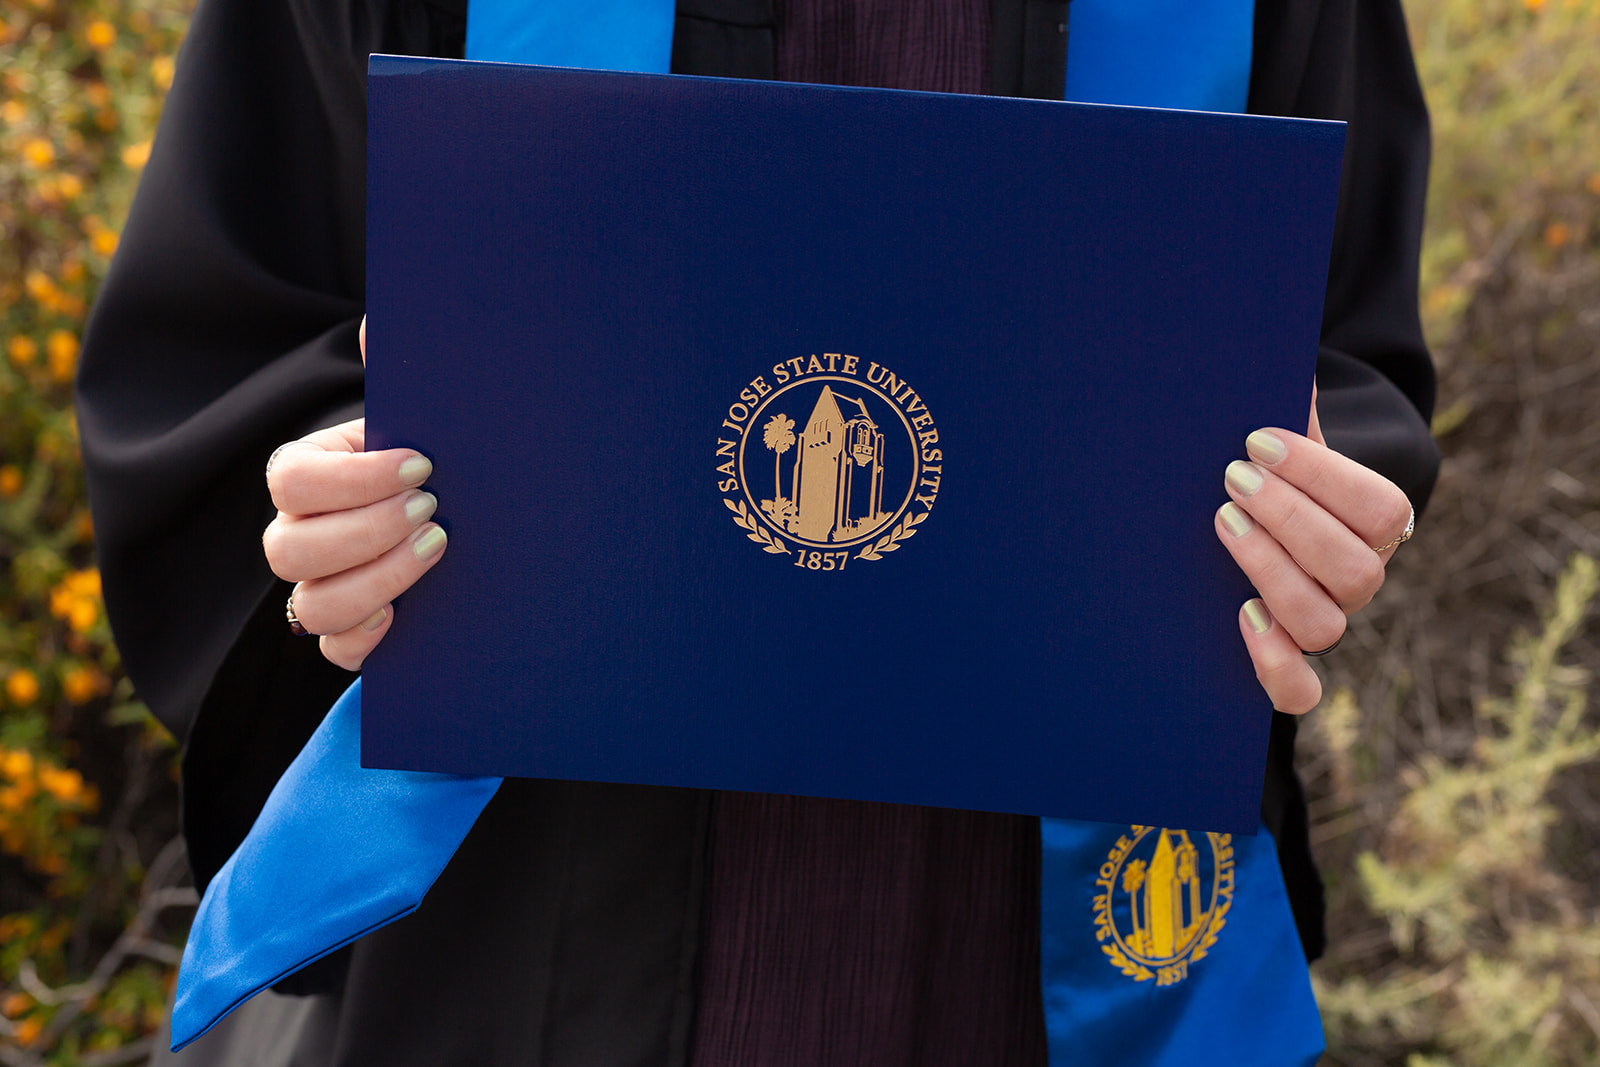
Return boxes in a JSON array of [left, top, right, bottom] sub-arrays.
[[2, 0, 191, 1058]]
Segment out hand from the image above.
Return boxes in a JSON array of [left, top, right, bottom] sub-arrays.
[[1214, 388, 1413, 714], [262, 318, 447, 670]]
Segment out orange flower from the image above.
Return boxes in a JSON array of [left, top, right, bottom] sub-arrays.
[[68, 599, 99, 634], [24, 270, 54, 301], [66, 569, 101, 596], [62, 666, 101, 705], [14, 1016, 42, 1048], [1522, 0, 1546, 8], [47, 329, 78, 381], [0, 747, 33, 779], [22, 138, 54, 168], [91, 229, 119, 256], [8, 335, 37, 367], [0, 99, 24, 124], [57, 173, 83, 200], [0, 465, 22, 497], [1544, 221, 1571, 247], [85, 18, 116, 48], [121, 139, 151, 169], [39, 764, 86, 802], [0, 991, 32, 1017], [152, 55, 176, 90], [5, 669, 40, 706], [85, 82, 111, 107]]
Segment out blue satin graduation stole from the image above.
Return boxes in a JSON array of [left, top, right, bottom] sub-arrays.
[[174, 3, 1323, 1061]]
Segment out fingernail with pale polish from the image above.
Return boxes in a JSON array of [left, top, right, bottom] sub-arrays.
[[1246, 429, 1287, 466], [1225, 460, 1264, 496], [411, 525, 447, 562], [404, 490, 438, 525], [398, 455, 433, 487], [360, 608, 388, 632], [1219, 502, 1254, 538], [1243, 599, 1272, 635]]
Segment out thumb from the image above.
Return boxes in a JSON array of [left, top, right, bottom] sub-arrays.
[[1307, 380, 1325, 446]]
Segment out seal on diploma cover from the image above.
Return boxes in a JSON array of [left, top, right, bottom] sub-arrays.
[[715, 353, 942, 568]]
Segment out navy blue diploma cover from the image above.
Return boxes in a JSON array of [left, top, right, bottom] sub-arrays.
[[363, 56, 1345, 833]]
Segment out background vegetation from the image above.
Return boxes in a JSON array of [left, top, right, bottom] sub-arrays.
[[0, 0, 1596, 1063]]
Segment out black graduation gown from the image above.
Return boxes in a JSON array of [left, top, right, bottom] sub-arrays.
[[77, 0, 1439, 1062]]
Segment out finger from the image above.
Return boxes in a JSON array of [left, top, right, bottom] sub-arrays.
[[269, 445, 433, 516], [289, 523, 447, 635], [314, 417, 365, 454], [1240, 427, 1412, 550], [1239, 599, 1322, 715], [276, 419, 367, 460], [359, 316, 367, 366], [1216, 503, 1349, 651], [319, 603, 393, 672], [265, 489, 438, 582], [1223, 460, 1386, 611], [263, 420, 371, 502]]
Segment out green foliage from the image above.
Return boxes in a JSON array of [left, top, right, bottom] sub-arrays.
[[2, 0, 190, 1061], [1318, 555, 1600, 1067]]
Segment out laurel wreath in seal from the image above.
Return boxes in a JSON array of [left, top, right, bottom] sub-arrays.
[[1186, 895, 1232, 965], [724, 498, 791, 554], [855, 510, 929, 561], [1101, 943, 1156, 982], [1100, 894, 1231, 983]]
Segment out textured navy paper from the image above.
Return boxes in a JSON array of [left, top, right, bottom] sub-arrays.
[[363, 56, 1345, 833]]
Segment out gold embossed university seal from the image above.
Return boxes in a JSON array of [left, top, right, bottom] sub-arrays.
[[715, 353, 941, 568], [1093, 827, 1236, 987]]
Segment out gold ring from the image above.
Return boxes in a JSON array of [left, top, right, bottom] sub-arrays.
[[1372, 503, 1415, 554], [286, 586, 311, 636]]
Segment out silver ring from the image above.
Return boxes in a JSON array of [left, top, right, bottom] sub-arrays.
[[1372, 503, 1415, 554], [265, 444, 290, 481]]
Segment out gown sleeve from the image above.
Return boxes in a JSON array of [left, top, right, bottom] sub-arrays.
[[1251, 0, 1441, 508], [76, 0, 466, 889]]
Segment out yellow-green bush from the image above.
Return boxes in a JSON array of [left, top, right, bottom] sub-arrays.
[[1311, 0, 1600, 1064], [1317, 556, 1600, 1066]]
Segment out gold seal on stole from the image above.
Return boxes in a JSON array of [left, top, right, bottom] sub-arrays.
[[715, 353, 941, 568], [1093, 827, 1236, 986]]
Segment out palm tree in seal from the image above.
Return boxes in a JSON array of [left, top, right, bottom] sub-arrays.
[[762, 413, 797, 526]]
